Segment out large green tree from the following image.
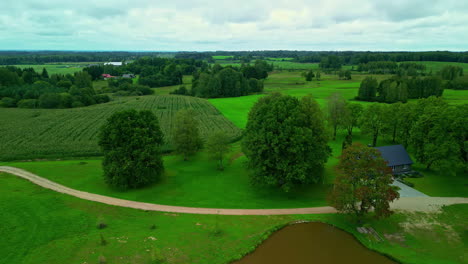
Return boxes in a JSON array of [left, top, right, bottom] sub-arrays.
[[359, 103, 386, 147], [342, 102, 363, 137], [329, 143, 400, 221], [409, 98, 461, 172], [326, 93, 347, 140], [98, 110, 164, 190], [206, 131, 232, 170], [174, 109, 203, 161], [357, 77, 378, 101], [242, 93, 331, 191]]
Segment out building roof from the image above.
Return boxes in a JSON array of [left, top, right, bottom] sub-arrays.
[[104, 62, 123, 66], [375, 145, 413, 167]]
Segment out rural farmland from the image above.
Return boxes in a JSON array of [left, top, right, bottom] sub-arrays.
[[1, 1, 468, 264]]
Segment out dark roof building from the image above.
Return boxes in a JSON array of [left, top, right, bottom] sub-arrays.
[[375, 145, 413, 175]]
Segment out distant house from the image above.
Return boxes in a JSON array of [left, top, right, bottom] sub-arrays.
[[122, 74, 136, 78], [101, 74, 116, 80], [104, 62, 123, 66], [375, 145, 413, 175]]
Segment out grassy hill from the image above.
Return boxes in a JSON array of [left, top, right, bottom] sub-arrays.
[[0, 95, 241, 161]]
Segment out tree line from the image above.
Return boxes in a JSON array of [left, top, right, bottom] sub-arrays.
[[0, 66, 109, 108], [357, 76, 444, 103], [327, 95, 467, 174], [0, 51, 174, 65], [173, 60, 271, 98], [175, 51, 468, 64]]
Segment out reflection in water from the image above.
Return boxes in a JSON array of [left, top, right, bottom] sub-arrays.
[[233, 222, 397, 264]]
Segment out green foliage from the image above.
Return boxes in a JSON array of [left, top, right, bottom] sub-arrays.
[[326, 93, 347, 140], [98, 109, 164, 189], [242, 93, 331, 191], [342, 103, 363, 137], [337, 70, 351, 80], [170, 85, 189, 95], [359, 103, 385, 147], [329, 143, 400, 220], [357, 77, 378, 101], [409, 98, 463, 173], [174, 109, 203, 160], [74, 71, 93, 88], [302, 69, 315, 81], [192, 64, 264, 98], [439, 65, 463, 80], [319, 55, 342, 72], [206, 131, 231, 170]]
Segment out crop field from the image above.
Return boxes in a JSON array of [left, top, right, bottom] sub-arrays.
[[0, 95, 241, 161]]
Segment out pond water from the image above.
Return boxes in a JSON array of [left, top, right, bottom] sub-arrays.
[[233, 222, 397, 264]]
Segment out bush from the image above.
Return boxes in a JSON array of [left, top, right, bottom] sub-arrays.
[[17, 99, 38, 108], [0, 97, 16, 107], [97, 222, 107, 229], [170, 85, 189, 95], [93, 94, 111, 104]]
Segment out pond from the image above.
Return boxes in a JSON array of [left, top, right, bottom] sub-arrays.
[[233, 222, 397, 264]]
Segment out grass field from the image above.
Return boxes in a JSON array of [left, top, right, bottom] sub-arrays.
[[9, 63, 94, 75], [1, 172, 466, 264], [0, 95, 241, 160], [212, 55, 234, 60], [404, 61, 468, 73]]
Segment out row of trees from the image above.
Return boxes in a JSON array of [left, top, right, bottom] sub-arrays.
[[107, 78, 154, 96], [99, 109, 232, 189], [357, 61, 427, 75], [0, 67, 109, 108], [357, 76, 444, 103], [175, 51, 468, 64], [191, 64, 265, 98], [327, 95, 467, 173]]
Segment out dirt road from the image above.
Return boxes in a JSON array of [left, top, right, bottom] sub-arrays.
[[1, 166, 466, 215]]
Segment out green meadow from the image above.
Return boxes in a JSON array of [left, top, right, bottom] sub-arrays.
[[9, 63, 94, 75], [1, 171, 466, 264]]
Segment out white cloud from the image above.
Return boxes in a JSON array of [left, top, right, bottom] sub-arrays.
[[0, 0, 466, 50]]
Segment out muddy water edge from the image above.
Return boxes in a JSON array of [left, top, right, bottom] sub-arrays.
[[232, 222, 398, 264]]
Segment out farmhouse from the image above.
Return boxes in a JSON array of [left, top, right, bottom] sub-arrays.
[[122, 74, 136, 78], [375, 145, 413, 175], [101, 74, 115, 80], [104, 62, 123, 66]]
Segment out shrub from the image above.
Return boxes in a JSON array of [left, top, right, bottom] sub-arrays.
[[0, 97, 16, 107], [17, 99, 38, 108]]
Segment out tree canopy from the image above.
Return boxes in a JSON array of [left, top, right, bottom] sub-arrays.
[[329, 143, 400, 221], [173, 109, 203, 160], [98, 110, 164, 190], [242, 93, 331, 191]]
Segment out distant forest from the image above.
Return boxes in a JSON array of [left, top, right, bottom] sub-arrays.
[[1, 50, 468, 65]]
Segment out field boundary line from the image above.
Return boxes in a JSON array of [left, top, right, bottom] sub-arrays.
[[1, 166, 467, 215]]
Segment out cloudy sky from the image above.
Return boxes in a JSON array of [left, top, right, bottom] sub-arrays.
[[0, 0, 467, 51]]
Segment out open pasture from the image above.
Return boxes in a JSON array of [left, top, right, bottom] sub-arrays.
[[8, 63, 94, 75], [0, 95, 241, 161]]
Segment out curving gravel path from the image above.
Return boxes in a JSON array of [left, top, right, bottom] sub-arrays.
[[1, 166, 466, 215]]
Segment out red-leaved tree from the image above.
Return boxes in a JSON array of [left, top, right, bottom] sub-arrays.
[[329, 143, 400, 221]]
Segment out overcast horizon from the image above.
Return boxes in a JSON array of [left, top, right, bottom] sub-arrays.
[[1, 0, 467, 51]]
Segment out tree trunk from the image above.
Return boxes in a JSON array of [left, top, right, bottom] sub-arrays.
[[333, 125, 337, 140], [218, 158, 224, 171], [372, 131, 378, 147]]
